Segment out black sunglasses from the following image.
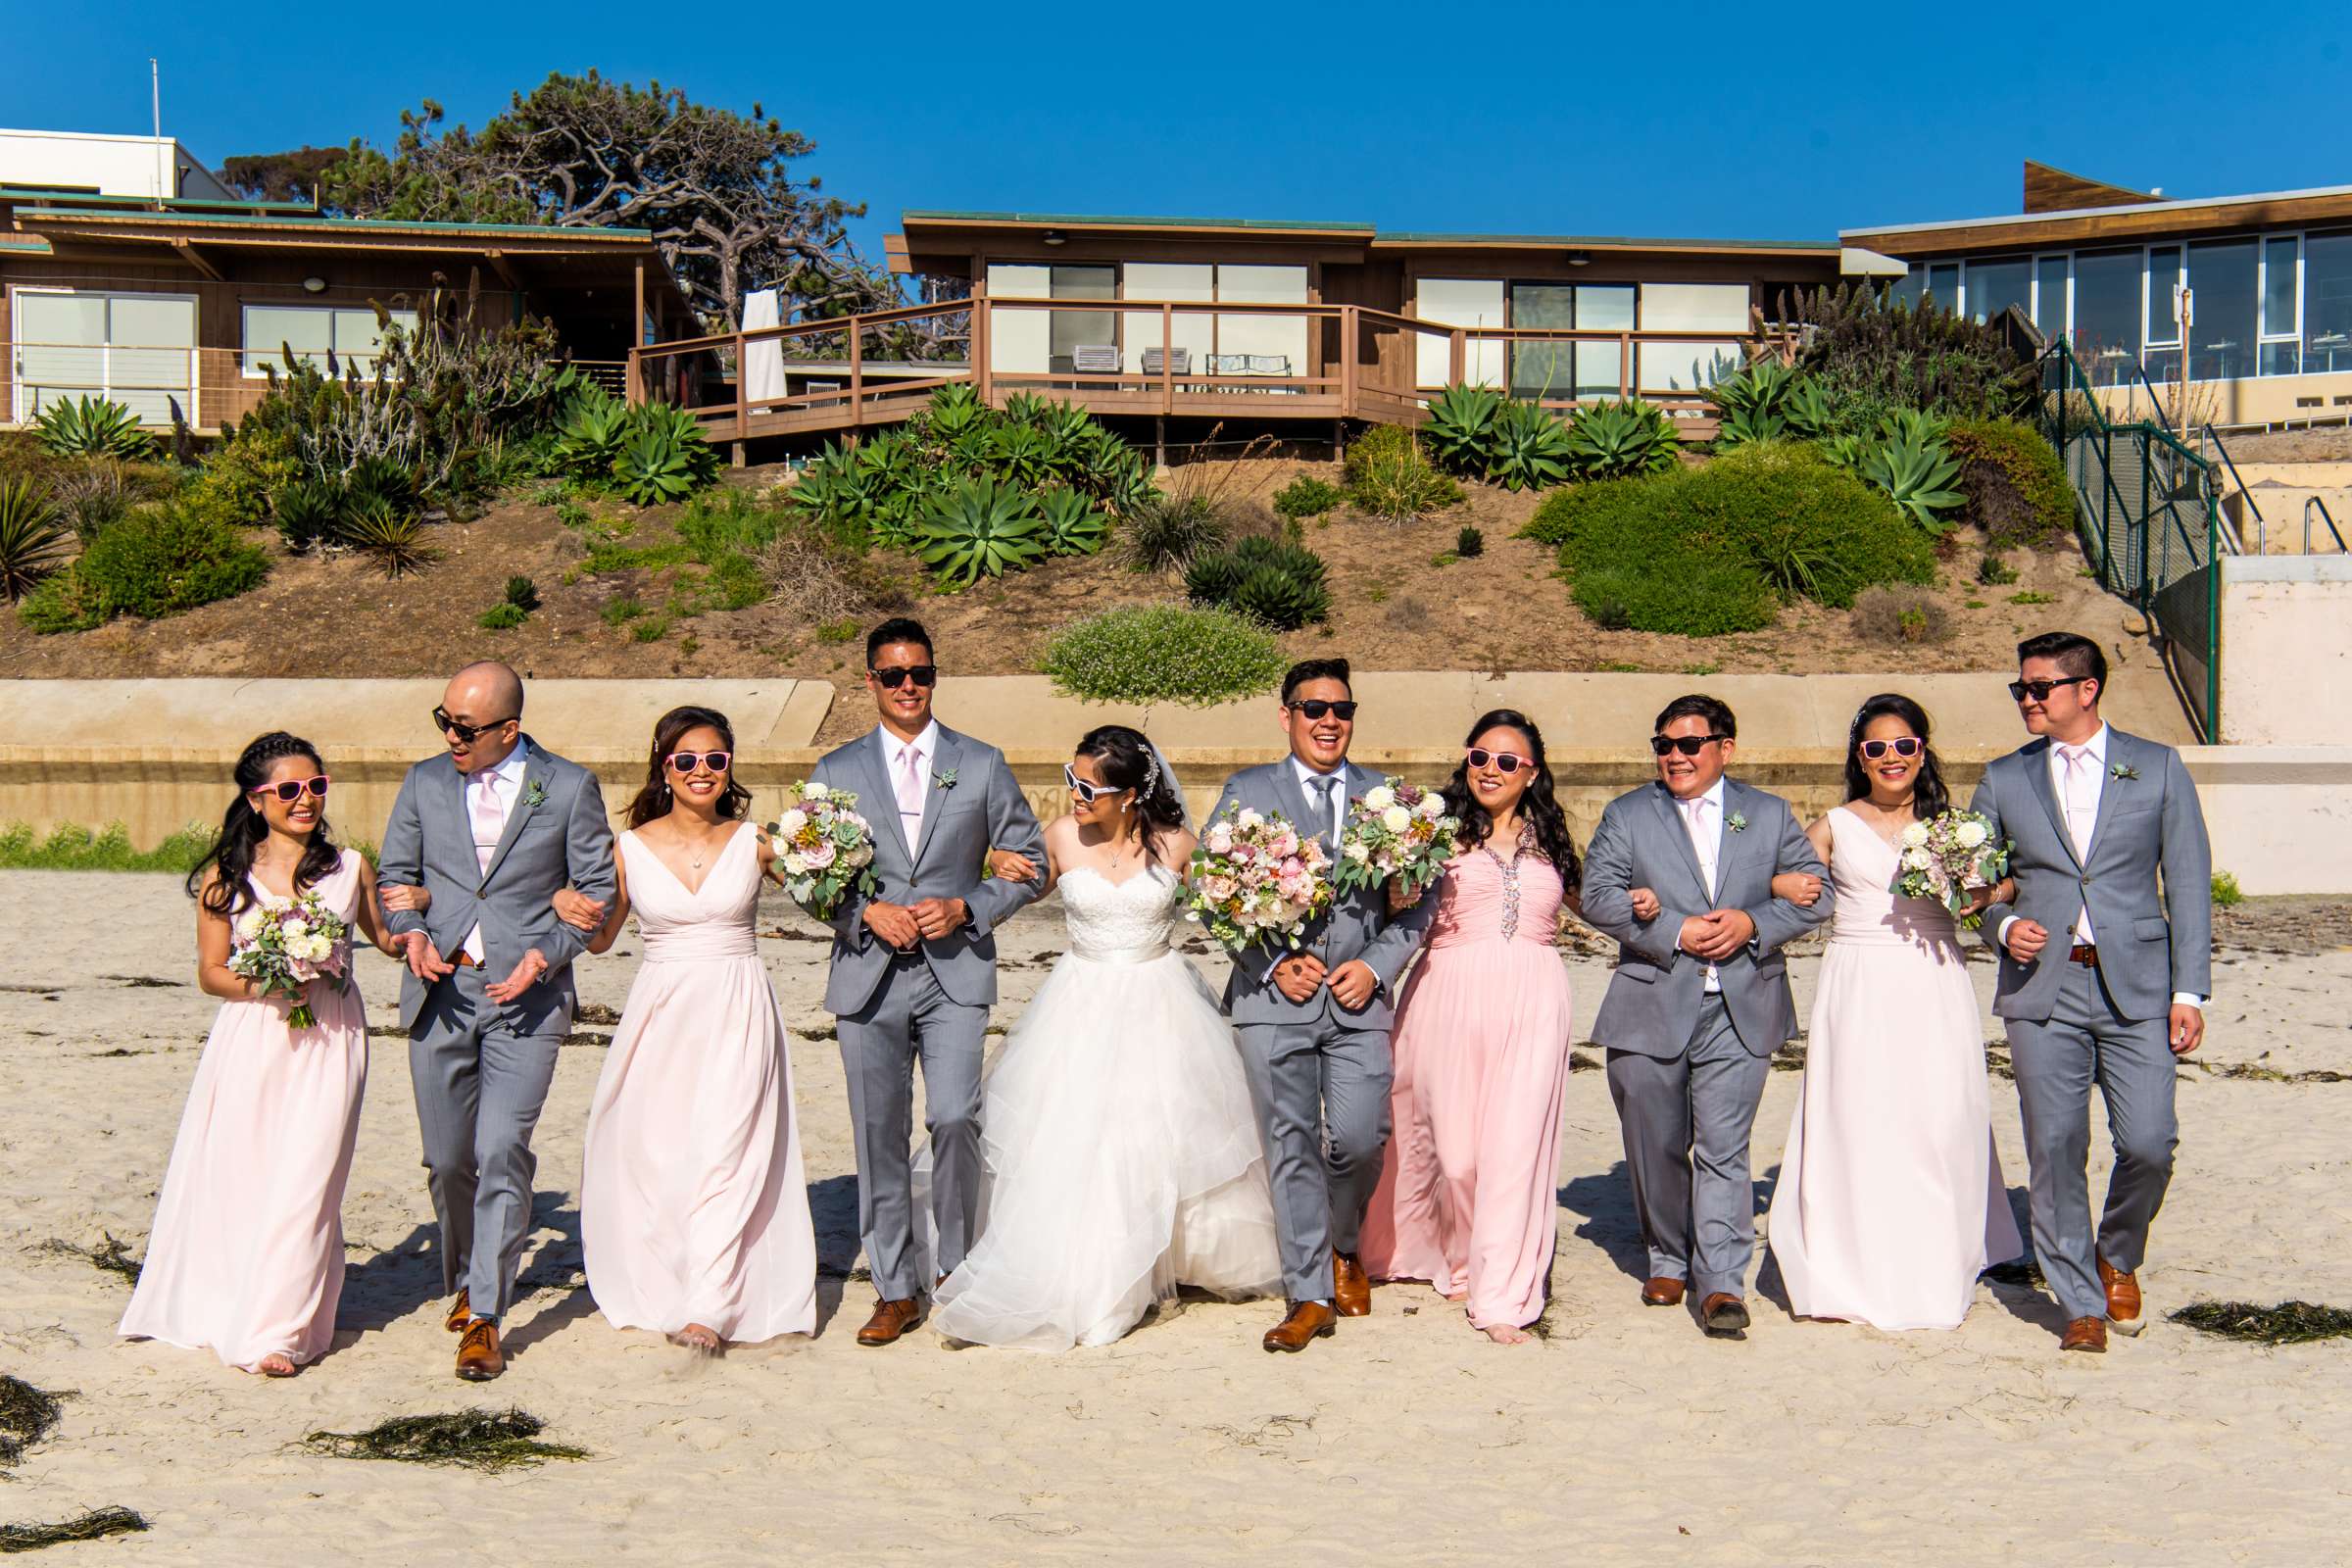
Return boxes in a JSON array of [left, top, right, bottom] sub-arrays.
[[1650, 734, 1728, 757], [666, 751, 732, 774], [433, 708, 517, 745], [249, 775, 331, 803], [871, 665, 938, 690], [1859, 737, 1925, 760], [1289, 700, 1359, 721], [1465, 747, 1533, 775], [2008, 675, 2090, 703]]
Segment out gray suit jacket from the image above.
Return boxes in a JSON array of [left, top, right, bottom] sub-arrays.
[[1969, 727, 2211, 1024], [1580, 778, 1833, 1058], [1208, 760, 1437, 1031], [809, 724, 1046, 1016], [377, 738, 617, 1033]]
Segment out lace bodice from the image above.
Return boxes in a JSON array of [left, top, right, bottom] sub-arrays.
[[1827, 807, 1959, 949], [619, 825, 762, 962], [1058, 863, 1182, 964]]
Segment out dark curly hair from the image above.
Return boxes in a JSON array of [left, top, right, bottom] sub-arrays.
[[1074, 724, 1189, 859], [1842, 693, 1950, 820], [626, 706, 754, 828], [187, 732, 343, 917], [1440, 710, 1580, 894]]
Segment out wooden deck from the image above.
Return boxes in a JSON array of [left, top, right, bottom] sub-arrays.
[[631, 294, 1732, 449]]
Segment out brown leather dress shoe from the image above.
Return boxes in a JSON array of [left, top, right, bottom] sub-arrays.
[[1262, 1300, 1339, 1352], [2061, 1315, 2109, 1353], [456, 1319, 505, 1381], [1333, 1253, 1372, 1317], [855, 1297, 924, 1348], [2098, 1258, 2145, 1336], [1641, 1277, 1687, 1307], [444, 1289, 471, 1335], [1699, 1293, 1751, 1338]]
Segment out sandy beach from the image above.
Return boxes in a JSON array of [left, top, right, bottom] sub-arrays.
[[4, 867, 2349, 1565]]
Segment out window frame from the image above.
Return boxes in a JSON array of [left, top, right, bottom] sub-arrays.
[[7, 283, 200, 425], [238, 300, 419, 380]]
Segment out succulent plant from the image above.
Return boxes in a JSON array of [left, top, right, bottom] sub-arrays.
[[32, 395, 152, 460], [1562, 398, 1680, 478], [1423, 382, 1505, 473], [918, 475, 1046, 587]]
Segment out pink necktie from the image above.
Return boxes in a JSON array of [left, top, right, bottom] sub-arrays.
[[472, 774, 506, 874], [896, 746, 925, 836]]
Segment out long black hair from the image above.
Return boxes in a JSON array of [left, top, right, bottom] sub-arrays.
[[627, 706, 754, 828], [187, 731, 342, 917], [1073, 724, 1189, 859], [1440, 709, 1580, 894], [1842, 692, 1950, 820]]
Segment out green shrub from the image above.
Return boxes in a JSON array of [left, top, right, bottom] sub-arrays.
[[338, 495, 438, 578], [33, 396, 152, 460], [1342, 424, 1417, 489], [2211, 870, 2244, 907], [0, 819, 215, 872], [1573, 556, 1778, 637], [1040, 604, 1289, 708], [273, 478, 344, 554], [22, 496, 270, 629], [1774, 282, 2037, 423], [0, 478, 72, 601], [1120, 490, 1230, 573], [1186, 536, 1330, 629], [503, 575, 541, 611], [1976, 553, 2020, 585], [1272, 474, 1346, 519], [477, 601, 528, 629], [1948, 417, 2073, 550], [1455, 524, 1485, 558], [1345, 426, 1461, 523], [1562, 398, 1682, 478]]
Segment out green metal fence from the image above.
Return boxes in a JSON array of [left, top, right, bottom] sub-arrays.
[[2034, 340, 2223, 742]]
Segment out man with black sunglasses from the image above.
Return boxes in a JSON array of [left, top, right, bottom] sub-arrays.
[[808, 618, 1046, 1348], [1969, 631, 2211, 1354], [376, 662, 616, 1381], [1581, 694, 1831, 1340], [1209, 659, 1437, 1352]]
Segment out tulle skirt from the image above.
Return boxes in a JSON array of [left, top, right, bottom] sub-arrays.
[[932, 950, 1281, 1350]]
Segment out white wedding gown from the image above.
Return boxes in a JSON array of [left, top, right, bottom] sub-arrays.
[[931, 864, 1282, 1350]]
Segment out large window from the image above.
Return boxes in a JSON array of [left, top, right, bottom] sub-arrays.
[[2186, 238, 2257, 384], [242, 303, 417, 378], [1965, 256, 2033, 324], [2071, 248, 2143, 383], [2261, 235, 2300, 376], [2307, 230, 2352, 375], [12, 287, 196, 424], [1637, 282, 1747, 393], [1045, 267, 1115, 375], [1508, 282, 1633, 400], [2034, 255, 2069, 341]]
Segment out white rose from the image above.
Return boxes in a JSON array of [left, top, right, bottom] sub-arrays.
[[1345, 841, 1371, 862], [777, 808, 808, 838], [1362, 785, 1396, 812], [280, 916, 310, 941], [1236, 808, 1264, 831], [1416, 794, 1446, 820], [1901, 822, 1931, 848], [783, 852, 808, 875], [1955, 820, 1988, 849], [1381, 805, 1412, 834], [235, 909, 266, 942], [801, 781, 829, 801], [1902, 848, 1934, 870]]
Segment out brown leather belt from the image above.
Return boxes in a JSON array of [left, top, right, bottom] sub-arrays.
[[2068, 944, 2099, 968]]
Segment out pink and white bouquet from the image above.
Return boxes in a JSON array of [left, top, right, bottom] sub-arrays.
[[1185, 805, 1336, 953], [1894, 808, 2011, 927], [1331, 776, 1460, 900], [229, 892, 351, 1028], [767, 781, 880, 920]]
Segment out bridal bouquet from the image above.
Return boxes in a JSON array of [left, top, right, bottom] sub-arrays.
[[1332, 777, 1460, 900], [767, 782, 880, 920], [1894, 808, 2011, 927], [1185, 806, 1335, 953], [229, 893, 352, 1028]]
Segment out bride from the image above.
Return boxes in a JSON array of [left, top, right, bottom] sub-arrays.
[[931, 724, 1281, 1350]]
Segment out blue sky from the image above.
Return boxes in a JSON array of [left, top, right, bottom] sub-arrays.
[[12, 0, 2349, 270]]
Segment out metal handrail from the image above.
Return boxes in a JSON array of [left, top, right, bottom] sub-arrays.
[[2308, 495, 2348, 555], [2198, 423, 2257, 555]]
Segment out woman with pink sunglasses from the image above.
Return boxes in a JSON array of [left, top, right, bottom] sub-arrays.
[[1359, 710, 1581, 1344]]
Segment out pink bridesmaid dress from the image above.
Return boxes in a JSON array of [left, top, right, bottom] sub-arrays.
[[1362, 833, 1575, 1331], [120, 851, 369, 1372], [1767, 807, 2023, 1330], [581, 826, 816, 1344]]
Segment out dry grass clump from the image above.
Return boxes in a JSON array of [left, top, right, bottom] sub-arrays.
[[2171, 1300, 2352, 1345], [298, 1409, 589, 1472], [1850, 584, 1950, 645]]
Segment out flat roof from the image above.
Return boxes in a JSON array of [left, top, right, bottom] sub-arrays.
[[903, 210, 1375, 234], [13, 206, 658, 242], [1375, 231, 1838, 253], [901, 211, 1837, 258], [1842, 181, 2352, 240]]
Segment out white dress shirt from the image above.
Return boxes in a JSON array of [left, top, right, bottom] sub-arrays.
[[462, 741, 530, 962], [1292, 757, 1347, 845], [1676, 778, 1728, 993], [2000, 724, 2202, 1008], [883, 720, 941, 848]]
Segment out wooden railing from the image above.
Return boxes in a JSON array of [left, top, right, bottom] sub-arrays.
[[628, 290, 1753, 445]]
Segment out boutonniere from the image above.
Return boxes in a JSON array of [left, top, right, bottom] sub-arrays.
[[2109, 762, 2139, 782], [1727, 811, 1748, 834], [522, 779, 548, 808], [932, 767, 957, 792]]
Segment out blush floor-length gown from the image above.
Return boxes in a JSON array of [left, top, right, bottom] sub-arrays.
[[1362, 836, 1575, 1331], [1766, 807, 2023, 1330], [120, 851, 369, 1372], [581, 826, 816, 1344]]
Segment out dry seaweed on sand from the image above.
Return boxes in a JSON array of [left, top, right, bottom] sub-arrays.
[[0, 1379, 69, 1469], [2170, 1300, 2352, 1346], [33, 1234, 142, 1287], [0, 1506, 150, 1552], [297, 1409, 589, 1472]]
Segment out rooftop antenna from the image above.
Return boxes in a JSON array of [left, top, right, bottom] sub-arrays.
[[150, 58, 162, 202]]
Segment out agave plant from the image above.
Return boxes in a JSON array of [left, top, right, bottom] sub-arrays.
[[989, 423, 1056, 487], [1859, 430, 1966, 534], [1483, 399, 1574, 491], [1183, 549, 1247, 608], [33, 395, 153, 459], [1422, 382, 1504, 473], [919, 382, 987, 440], [338, 493, 439, 577], [345, 454, 418, 514], [0, 478, 73, 601], [1713, 403, 1788, 447], [1878, 407, 1952, 449], [1000, 391, 1054, 427], [1037, 486, 1107, 556], [1228, 562, 1331, 630], [1706, 360, 1797, 423], [612, 426, 705, 506], [273, 478, 345, 554], [1562, 398, 1680, 478], [550, 388, 633, 479], [1819, 432, 1875, 472], [918, 476, 1046, 587], [1783, 378, 1839, 439]]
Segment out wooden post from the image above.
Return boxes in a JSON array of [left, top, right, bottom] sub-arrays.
[[632, 261, 646, 401], [1618, 332, 1632, 399], [1449, 329, 1466, 387], [625, 348, 643, 406], [733, 331, 748, 442], [1341, 305, 1357, 416], [1161, 303, 1174, 416], [1155, 415, 1167, 470], [850, 315, 864, 426], [971, 283, 991, 406]]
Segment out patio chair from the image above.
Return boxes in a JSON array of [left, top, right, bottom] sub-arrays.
[[1141, 347, 1191, 376], [1071, 344, 1120, 374]]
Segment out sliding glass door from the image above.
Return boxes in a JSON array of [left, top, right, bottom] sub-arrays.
[[12, 288, 197, 425]]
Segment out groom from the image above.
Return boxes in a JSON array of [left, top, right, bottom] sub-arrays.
[[1212, 659, 1434, 1353], [1581, 694, 1831, 1339], [1971, 631, 2210, 1354], [811, 618, 1046, 1348], [378, 661, 615, 1381]]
